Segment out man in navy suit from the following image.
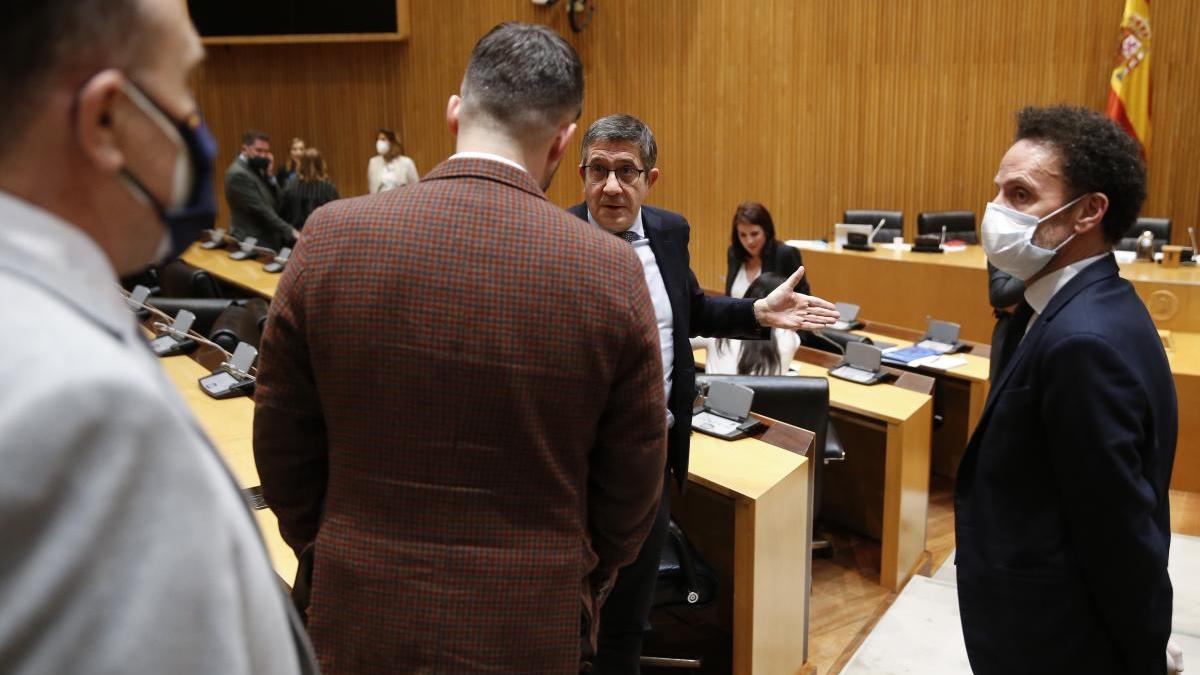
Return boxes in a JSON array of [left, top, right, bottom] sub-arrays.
[[957, 106, 1177, 673], [568, 114, 838, 673]]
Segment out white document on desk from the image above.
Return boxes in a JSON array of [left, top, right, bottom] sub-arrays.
[[910, 355, 968, 370]]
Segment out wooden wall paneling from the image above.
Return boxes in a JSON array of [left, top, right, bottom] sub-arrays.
[[191, 0, 1200, 291]]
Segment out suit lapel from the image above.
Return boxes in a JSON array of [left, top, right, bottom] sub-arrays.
[[968, 254, 1120, 446], [641, 209, 686, 319]]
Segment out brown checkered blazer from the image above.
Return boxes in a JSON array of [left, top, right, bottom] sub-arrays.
[[253, 157, 667, 673]]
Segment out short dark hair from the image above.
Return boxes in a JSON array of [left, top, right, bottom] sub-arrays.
[[580, 114, 658, 171], [1014, 105, 1147, 244], [729, 202, 779, 262], [460, 22, 583, 136], [0, 0, 144, 152], [242, 129, 270, 146]]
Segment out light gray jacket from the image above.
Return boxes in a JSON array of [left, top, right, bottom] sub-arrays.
[[0, 191, 316, 674]]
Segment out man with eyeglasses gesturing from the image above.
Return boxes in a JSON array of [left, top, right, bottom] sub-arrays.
[[568, 114, 839, 673]]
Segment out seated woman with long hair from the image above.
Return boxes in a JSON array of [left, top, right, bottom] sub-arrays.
[[725, 202, 808, 297], [692, 273, 801, 376], [281, 148, 340, 231]]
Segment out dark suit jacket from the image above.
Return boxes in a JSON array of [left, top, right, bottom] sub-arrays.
[[255, 159, 667, 673], [280, 178, 339, 230], [724, 241, 808, 296], [223, 158, 294, 251], [568, 203, 764, 488], [955, 254, 1176, 674]]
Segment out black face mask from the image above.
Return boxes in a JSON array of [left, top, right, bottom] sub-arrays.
[[246, 155, 271, 174], [114, 80, 219, 264]]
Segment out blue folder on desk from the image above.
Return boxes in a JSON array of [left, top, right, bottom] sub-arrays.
[[881, 345, 941, 366]]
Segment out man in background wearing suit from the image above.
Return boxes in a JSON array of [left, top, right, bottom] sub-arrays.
[[254, 24, 667, 673], [568, 114, 839, 673], [224, 129, 297, 251], [957, 105, 1177, 674]]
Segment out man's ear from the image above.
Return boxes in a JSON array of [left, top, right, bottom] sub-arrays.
[[445, 95, 462, 137], [645, 167, 660, 190], [74, 69, 126, 173], [1075, 192, 1109, 234], [547, 121, 576, 165]]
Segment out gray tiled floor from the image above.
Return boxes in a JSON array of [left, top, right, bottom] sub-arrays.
[[843, 535, 1200, 674]]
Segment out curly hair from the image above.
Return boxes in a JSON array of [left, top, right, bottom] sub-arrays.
[[1014, 106, 1147, 244]]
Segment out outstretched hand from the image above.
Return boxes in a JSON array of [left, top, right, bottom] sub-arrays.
[[753, 266, 840, 331]]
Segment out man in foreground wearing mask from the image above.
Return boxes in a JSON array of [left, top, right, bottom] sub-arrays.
[[956, 105, 1177, 674], [0, 0, 315, 672], [225, 129, 298, 250]]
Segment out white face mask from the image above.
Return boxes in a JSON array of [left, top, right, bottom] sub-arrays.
[[376, 139, 390, 156], [980, 195, 1085, 280]]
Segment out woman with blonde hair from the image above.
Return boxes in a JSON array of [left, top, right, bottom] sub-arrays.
[[368, 128, 419, 193], [277, 136, 305, 186], [281, 148, 339, 231]]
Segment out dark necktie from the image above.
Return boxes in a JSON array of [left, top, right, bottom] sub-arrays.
[[618, 230, 641, 244], [995, 299, 1035, 377]]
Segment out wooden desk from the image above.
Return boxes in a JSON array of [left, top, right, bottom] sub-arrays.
[[675, 428, 812, 674], [853, 327, 990, 476], [180, 243, 280, 299], [153, 349, 297, 582], [794, 243, 1200, 343], [694, 349, 933, 591], [1162, 331, 1200, 492]]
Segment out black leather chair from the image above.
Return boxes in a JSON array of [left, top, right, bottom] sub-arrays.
[[802, 328, 872, 356], [1117, 216, 1172, 252], [694, 374, 842, 549], [917, 210, 978, 244], [639, 520, 720, 671], [843, 209, 903, 243], [146, 297, 234, 337], [158, 259, 223, 299], [209, 299, 270, 352]]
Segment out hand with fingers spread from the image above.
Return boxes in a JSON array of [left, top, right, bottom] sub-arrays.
[[751, 266, 840, 330]]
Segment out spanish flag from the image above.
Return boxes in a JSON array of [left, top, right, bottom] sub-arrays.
[[1106, 0, 1152, 155]]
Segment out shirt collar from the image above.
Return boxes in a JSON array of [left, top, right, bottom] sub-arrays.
[[587, 208, 645, 240], [449, 151, 527, 174], [0, 190, 137, 340], [1023, 252, 1109, 315]]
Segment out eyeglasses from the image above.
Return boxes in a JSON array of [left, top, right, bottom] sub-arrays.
[[582, 163, 647, 186]]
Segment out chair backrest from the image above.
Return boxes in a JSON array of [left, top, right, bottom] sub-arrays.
[[209, 302, 266, 352], [146, 297, 234, 337], [159, 260, 223, 299], [844, 209, 903, 243], [1117, 216, 1172, 252], [802, 328, 872, 355], [917, 210, 978, 244]]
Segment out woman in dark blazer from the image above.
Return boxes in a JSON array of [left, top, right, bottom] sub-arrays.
[[724, 201, 809, 297]]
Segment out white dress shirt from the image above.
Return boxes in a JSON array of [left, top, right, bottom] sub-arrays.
[[1022, 252, 1109, 335], [0, 191, 311, 674], [588, 209, 675, 403], [730, 264, 752, 298], [449, 151, 527, 173]]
